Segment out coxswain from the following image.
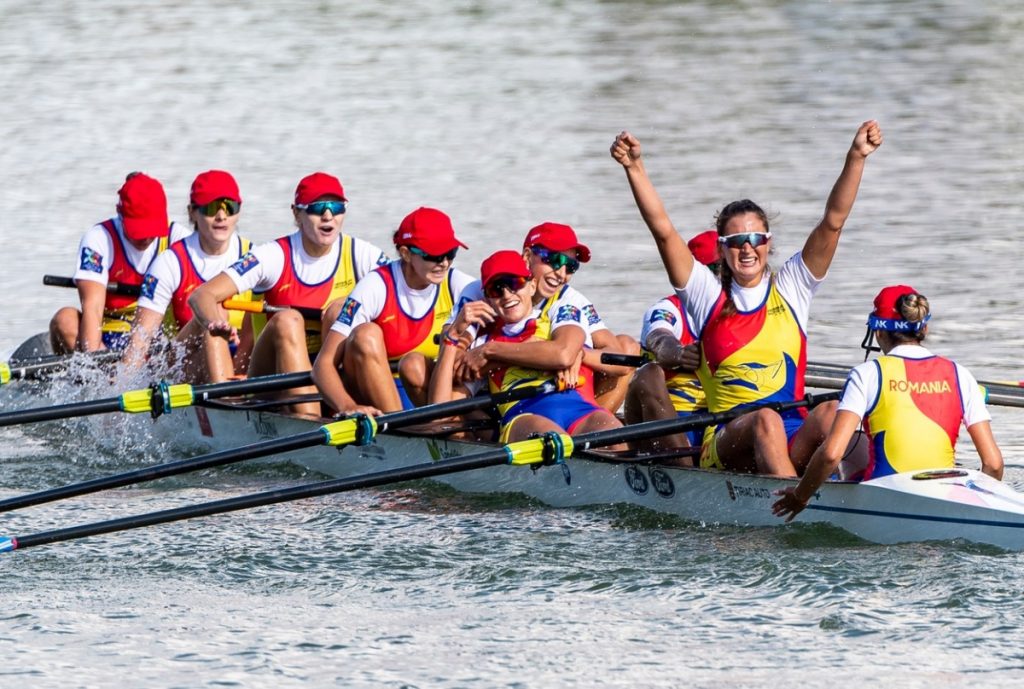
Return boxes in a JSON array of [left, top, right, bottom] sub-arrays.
[[189, 171, 388, 415], [624, 230, 720, 456], [49, 172, 190, 353], [772, 285, 1004, 521], [125, 170, 256, 383], [313, 207, 474, 415], [430, 250, 625, 447], [611, 121, 883, 476]]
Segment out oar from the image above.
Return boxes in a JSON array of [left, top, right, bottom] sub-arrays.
[[600, 354, 1024, 409], [1, 350, 122, 386], [0, 391, 839, 552], [43, 275, 322, 321], [0, 382, 558, 514], [0, 371, 314, 427]]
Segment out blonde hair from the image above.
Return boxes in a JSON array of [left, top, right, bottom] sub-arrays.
[[892, 292, 930, 343]]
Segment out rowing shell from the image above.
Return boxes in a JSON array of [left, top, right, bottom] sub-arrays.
[[148, 402, 1024, 551]]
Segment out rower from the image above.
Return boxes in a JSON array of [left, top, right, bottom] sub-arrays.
[[124, 170, 256, 383], [313, 207, 475, 415], [772, 285, 1004, 521], [189, 171, 388, 415], [624, 230, 720, 456], [48, 172, 191, 353], [452, 222, 640, 413], [612, 120, 883, 476], [430, 250, 625, 448]]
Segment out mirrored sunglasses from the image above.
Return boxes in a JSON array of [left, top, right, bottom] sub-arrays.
[[531, 246, 580, 274], [296, 200, 346, 216], [484, 275, 531, 299], [194, 198, 241, 217], [408, 245, 458, 263], [718, 231, 772, 249]]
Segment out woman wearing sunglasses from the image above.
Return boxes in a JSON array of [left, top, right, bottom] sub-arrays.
[[430, 250, 625, 447], [313, 207, 475, 415], [453, 222, 641, 413], [611, 120, 883, 476], [772, 285, 1003, 521], [124, 170, 256, 382], [189, 172, 388, 414], [625, 230, 721, 456]]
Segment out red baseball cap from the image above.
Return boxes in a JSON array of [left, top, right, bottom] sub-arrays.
[[872, 285, 917, 320], [523, 222, 591, 263], [688, 230, 720, 266], [294, 172, 347, 205], [190, 170, 241, 205], [394, 207, 468, 255], [481, 250, 532, 288], [117, 173, 169, 241]]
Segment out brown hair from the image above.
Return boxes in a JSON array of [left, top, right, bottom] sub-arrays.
[[891, 292, 930, 343]]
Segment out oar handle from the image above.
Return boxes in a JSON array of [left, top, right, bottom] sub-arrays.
[[222, 299, 322, 321], [600, 353, 648, 368], [43, 274, 140, 297]]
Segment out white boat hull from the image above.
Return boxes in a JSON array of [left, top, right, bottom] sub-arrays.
[[149, 404, 1024, 550]]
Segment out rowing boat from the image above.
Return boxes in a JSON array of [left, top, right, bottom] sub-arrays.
[[138, 400, 1024, 551]]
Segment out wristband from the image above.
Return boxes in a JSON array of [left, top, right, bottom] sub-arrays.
[[443, 332, 462, 348]]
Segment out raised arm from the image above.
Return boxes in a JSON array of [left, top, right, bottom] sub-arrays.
[[610, 131, 694, 290], [802, 120, 883, 278]]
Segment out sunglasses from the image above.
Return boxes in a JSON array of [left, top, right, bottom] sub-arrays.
[[484, 275, 531, 299], [718, 231, 772, 249], [296, 200, 346, 216], [194, 198, 241, 217], [530, 246, 580, 274], [408, 245, 458, 263]]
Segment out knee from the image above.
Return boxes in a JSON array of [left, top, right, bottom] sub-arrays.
[[630, 362, 665, 393], [616, 333, 642, 356], [751, 408, 786, 437], [50, 307, 80, 333], [346, 323, 387, 361], [398, 352, 428, 386], [265, 310, 306, 346]]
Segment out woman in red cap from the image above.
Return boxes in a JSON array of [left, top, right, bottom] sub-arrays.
[[612, 121, 883, 476], [455, 221, 641, 413], [49, 172, 190, 353], [772, 285, 1004, 521], [625, 230, 721, 457], [313, 207, 475, 415], [430, 250, 625, 447], [124, 170, 257, 383], [190, 171, 387, 414]]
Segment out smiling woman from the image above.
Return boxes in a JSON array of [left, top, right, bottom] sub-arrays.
[[611, 121, 884, 476]]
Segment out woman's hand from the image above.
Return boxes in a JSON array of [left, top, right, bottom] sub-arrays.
[[851, 120, 883, 159], [610, 131, 643, 169], [771, 487, 809, 523]]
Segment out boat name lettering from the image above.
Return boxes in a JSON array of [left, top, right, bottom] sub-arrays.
[[649, 468, 675, 498], [252, 415, 279, 438], [625, 466, 649, 495], [888, 379, 952, 394], [426, 438, 461, 461], [725, 480, 771, 500]]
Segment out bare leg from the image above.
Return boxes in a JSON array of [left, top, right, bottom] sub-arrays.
[[715, 409, 797, 476], [341, 322, 402, 413], [247, 310, 319, 416], [624, 363, 689, 454], [572, 409, 628, 451], [177, 320, 236, 384], [398, 353, 434, 408], [788, 400, 838, 474], [49, 307, 82, 354]]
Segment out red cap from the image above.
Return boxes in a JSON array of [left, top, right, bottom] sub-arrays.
[[481, 250, 532, 287], [872, 285, 917, 319], [117, 173, 169, 241], [394, 207, 468, 255], [688, 230, 720, 266], [294, 172, 347, 205], [523, 222, 591, 263], [190, 170, 241, 205]]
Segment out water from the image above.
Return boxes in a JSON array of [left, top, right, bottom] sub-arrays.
[[2, 0, 1024, 686]]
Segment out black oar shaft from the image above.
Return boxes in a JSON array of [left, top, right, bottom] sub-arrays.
[[8, 448, 513, 551], [0, 397, 124, 426]]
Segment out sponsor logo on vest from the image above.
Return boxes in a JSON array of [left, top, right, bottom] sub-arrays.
[[767, 304, 787, 316], [649, 468, 675, 498], [888, 379, 952, 394], [625, 465, 649, 495]]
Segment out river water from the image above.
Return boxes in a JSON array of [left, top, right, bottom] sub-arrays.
[[2, 0, 1023, 687]]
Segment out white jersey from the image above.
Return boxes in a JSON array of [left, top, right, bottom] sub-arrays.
[[136, 233, 249, 315], [838, 344, 991, 427], [453, 280, 608, 346], [640, 296, 699, 347], [330, 260, 475, 337], [72, 217, 191, 286], [225, 231, 388, 295], [678, 251, 821, 334]]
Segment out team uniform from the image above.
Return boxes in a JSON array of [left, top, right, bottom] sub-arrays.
[[226, 231, 388, 354], [678, 252, 820, 469], [72, 217, 191, 349], [137, 232, 255, 332], [640, 294, 707, 446], [837, 344, 989, 479]]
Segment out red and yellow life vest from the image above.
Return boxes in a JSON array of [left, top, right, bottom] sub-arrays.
[[100, 219, 170, 334], [863, 355, 963, 478], [168, 237, 255, 332], [374, 262, 455, 362], [644, 294, 706, 414]]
